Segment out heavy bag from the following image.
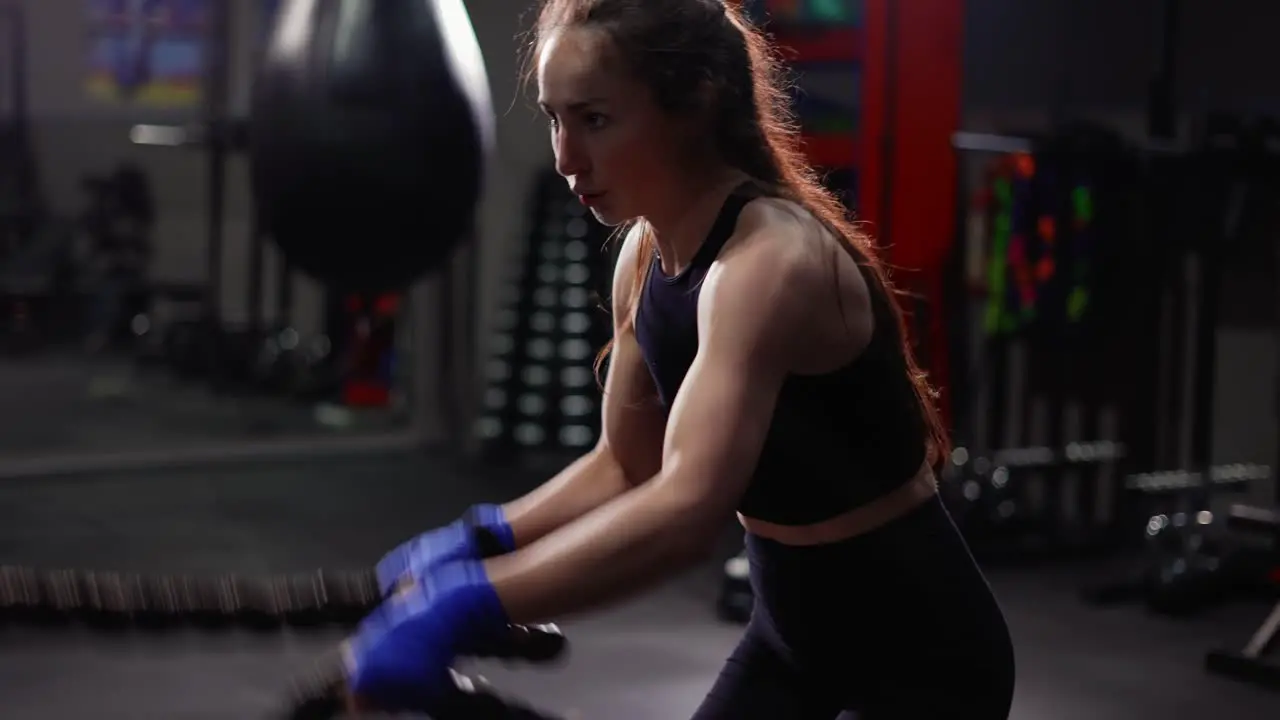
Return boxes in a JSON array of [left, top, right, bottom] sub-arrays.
[[250, 0, 495, 293]]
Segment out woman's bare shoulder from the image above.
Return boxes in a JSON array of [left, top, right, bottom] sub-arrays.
[[706, 195, 874, 365]]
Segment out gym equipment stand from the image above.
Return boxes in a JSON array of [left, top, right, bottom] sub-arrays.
[[1204, 506, 1280, 689], [1072, 123, 1273, 611], [1204, 137, 1280, 688]]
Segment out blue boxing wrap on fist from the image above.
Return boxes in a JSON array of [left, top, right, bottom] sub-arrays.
[[375, 504, 516, 596], [347, 559, 511, 712]]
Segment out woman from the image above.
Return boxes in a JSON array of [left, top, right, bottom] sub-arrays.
[[347, 1, 1016, 717]]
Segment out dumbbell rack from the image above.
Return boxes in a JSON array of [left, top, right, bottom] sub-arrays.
[[942, 441, 1132, 562], [475, 170, 612, 459]]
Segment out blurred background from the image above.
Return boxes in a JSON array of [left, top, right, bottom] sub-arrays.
[[0, 0, 1278, 718]]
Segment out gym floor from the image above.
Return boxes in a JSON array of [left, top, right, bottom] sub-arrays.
[[0, 452, 1275, 719]]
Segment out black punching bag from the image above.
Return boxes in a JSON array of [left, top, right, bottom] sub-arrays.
[[251, 0, 494, 293]]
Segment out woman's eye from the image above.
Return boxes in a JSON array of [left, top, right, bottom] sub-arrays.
[[585, 113, 608, 129]]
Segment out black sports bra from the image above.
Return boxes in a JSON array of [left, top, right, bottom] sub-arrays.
[[632, 183, 927, 525]]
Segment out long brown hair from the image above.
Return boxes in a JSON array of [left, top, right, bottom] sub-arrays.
[[523, 0, 949, 462]]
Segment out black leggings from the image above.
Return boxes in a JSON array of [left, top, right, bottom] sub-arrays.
[[693, 496, 1015, 719]]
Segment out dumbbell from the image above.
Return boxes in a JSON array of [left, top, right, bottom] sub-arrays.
[[1141, 509, 1232, 616], [941, 446, 1042, 549]]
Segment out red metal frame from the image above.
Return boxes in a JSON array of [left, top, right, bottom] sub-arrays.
[[859, 0, 964, 426]]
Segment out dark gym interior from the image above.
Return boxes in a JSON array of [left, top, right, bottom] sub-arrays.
[[0, 0, 1278, 718]]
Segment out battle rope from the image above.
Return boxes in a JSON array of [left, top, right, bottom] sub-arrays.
[[0, 565, 380, 630], [0, 566, 567, 719]]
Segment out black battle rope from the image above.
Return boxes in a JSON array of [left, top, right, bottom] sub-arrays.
[[0, 565, 382, 630], [1, 524, 567, 718], [0, 565, 568, 719]]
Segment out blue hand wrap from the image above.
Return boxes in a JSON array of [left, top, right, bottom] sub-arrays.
[[375, 503, 515, 596], [466, 503, 517, 554], [348, 559, 510, 712]]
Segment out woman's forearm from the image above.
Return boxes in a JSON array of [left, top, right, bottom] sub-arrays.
[[486, 473, 715, 625], [501, 447, 635, 548]]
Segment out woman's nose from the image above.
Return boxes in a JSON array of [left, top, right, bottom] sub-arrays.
[[554, 129, 588, 179]]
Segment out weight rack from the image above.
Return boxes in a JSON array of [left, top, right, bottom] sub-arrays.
[[1202, 131, 1280, 688], [476, 170, 612, 459]]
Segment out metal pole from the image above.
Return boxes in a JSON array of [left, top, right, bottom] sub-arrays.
[[204, 1, 231, 328], [1147, 0, 1180, 141]]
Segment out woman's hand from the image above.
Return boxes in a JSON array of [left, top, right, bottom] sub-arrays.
[[345, 558, 524, 714], [375, 504, 516, 596]]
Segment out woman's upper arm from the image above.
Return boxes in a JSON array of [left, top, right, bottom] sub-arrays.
[[597, 226, 665, 484]]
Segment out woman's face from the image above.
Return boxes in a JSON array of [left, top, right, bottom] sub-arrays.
[[537, 26, 690, 226]]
